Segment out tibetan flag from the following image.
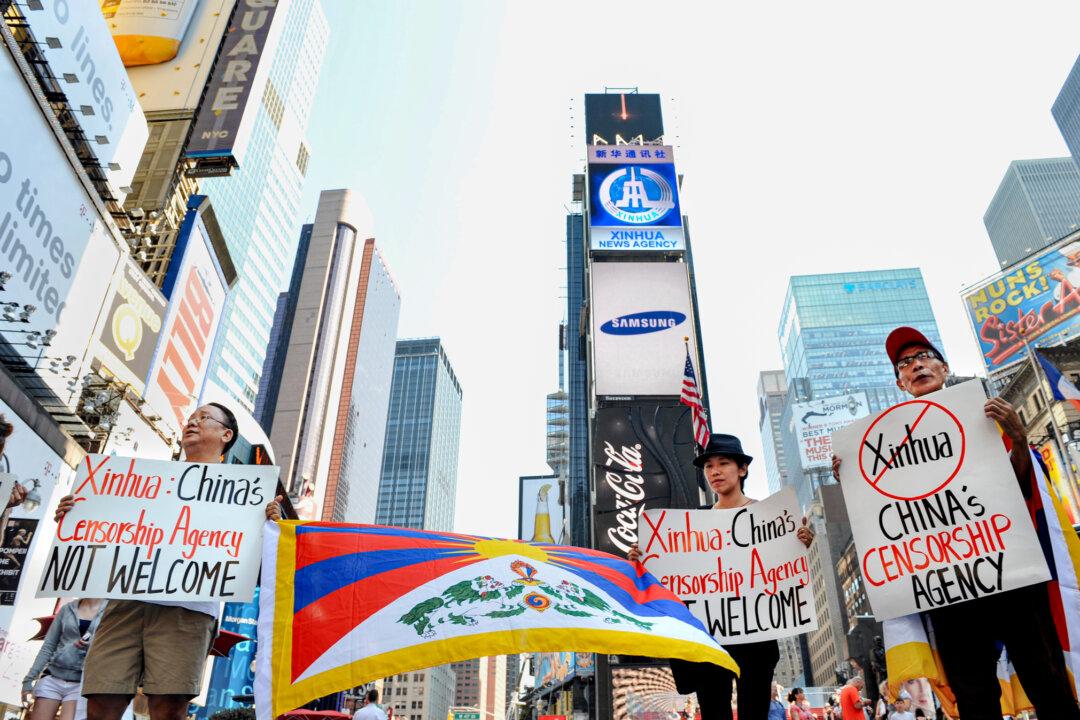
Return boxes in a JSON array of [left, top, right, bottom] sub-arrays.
[[255, 522, 737, 720], [1035, 350, 1080, 412]]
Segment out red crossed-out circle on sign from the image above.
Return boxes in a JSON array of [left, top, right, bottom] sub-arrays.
[[858, 398, 966, 501]]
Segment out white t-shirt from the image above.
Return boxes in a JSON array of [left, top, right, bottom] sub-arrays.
[[353, 705, 386, 720], [888, 711, 915, 720]]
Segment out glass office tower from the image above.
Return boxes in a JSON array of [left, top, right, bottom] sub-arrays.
[[565, 209, 590, 547], [779, 269, 943, 409], [202, 0, 329, 410], [757, 370, 788, 495], [375, 338, 464, 532], [1053, 55, 1080, 170], [982, 158, 1080, 268]]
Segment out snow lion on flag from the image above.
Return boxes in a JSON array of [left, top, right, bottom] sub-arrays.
[[256, 522, 737, 720]]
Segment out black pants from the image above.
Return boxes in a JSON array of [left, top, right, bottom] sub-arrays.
[[928, 582, 1080, 720], [671, 640, 780, 720]]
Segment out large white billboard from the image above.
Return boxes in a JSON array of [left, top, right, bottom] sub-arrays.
[[1, 48, 123, 404], [124, 0, 235, 114], [20, 0, 148, 197], [591, 262, 697, 397], [142, 210, 229, 439], [791, 392, 869, 470]]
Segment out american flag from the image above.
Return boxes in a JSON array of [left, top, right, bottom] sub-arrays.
[[680, 348, 710, 449]]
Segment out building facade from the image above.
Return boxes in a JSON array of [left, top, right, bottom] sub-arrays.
[[382, 668, 456, 720], [1053, 55, 1080, 174], [565, 208, 591, 547], [804, 484, 853, 687], [779, 269, 943, 405], [757, 370, 788, 495], [263, 189, 401, 523], [375, 338, 464, 531], [983, 158, 1080, 268], [452, 658, 482, 708], [202, 0, 329, 410]]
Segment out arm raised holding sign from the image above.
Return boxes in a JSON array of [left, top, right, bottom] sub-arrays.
[[828, 326, 1080, 720]]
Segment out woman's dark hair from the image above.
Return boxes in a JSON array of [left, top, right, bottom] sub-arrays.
[[207, 402, 239, 454], [788, 688, 803, 703]]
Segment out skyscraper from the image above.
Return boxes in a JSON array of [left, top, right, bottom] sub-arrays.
[[780, 269, 943, 407], [565, 206, 590, 547], [202, 0, 329, 410], [1053, 55, 1080, 169], [982, 158, 1080, 268], [375, 338, 463, 531], [805, 484, 853, 686], [775, 269, 943, 508], [757, 370, 788, 495], [263, 189, 401, 523]]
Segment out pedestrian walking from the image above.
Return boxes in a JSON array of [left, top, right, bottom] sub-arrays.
[[22, 598, 105, 720], [52, 403, 283, 720], [628, 434, 815, 720], [832, 327, 1080, 720]]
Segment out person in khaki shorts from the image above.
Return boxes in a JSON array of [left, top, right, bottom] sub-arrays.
[[54, 403, 282, 720]]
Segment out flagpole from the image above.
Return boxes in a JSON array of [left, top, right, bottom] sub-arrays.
[[1022, 335, 1075, 485]]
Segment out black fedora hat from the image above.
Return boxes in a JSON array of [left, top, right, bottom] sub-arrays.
[[692, 433, 753, 468]]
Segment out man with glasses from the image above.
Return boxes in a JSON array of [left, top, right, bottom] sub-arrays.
[[832, 327, 1080, 719], [53, 402, 283, 720]]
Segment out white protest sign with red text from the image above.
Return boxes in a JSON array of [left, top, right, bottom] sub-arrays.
[[639, 488, 817, 644], [831, 380, 1051, 620], [36, 455, 279, 602]]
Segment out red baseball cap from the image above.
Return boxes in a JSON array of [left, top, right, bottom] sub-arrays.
[[885, 326, 944, 369]]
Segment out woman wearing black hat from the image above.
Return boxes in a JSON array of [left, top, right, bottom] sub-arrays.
[[628, 433, 814, 720]]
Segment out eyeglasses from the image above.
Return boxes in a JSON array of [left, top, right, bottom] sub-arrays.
[[186, 412, 229, 429], [896, 351, 937, 371]]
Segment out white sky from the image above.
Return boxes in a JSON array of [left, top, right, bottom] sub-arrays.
[[299, 1, 1080, 538]]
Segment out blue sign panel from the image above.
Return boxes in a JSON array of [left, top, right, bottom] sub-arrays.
[[588, 147, 684, 252], [199, 590, 260, 719]]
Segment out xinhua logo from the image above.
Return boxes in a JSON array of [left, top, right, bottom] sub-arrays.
[[598, 167, 676, 224], [601, 311, 686, 335]]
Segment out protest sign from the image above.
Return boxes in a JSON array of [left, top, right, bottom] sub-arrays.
[[36, 455, 279, 602], [639, 488, 817, 644], [831, 381, 1051, 620]]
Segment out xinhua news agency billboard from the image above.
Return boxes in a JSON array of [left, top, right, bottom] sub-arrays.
[[791, 392, 869, 471], [963, 235, 1080, 374], [587, 145, 684, 252], [591, 262, 696, 397]]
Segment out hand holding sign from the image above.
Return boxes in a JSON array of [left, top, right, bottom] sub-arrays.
[[639, 488, 817, 644], [38, 455, 279, 602], [831, 381, 1051, 620]]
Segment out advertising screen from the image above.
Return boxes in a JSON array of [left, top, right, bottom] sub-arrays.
[[588, 145, 684, 252], [124, 0, 235, 113], [21, 0, 147, 195], [792, 392, 869, 470], [591, 262, 696, 397], [519, 475, 564, 543], [142, 203, 229, 437], [584, 93, 664, 145], [1, 49, 123, 403], [186, 0, 290, 168], [592, 403, 700, 557], [611, 665, 700, 720], [95, 258, 167, 394], [963, 237, 1080, 373]]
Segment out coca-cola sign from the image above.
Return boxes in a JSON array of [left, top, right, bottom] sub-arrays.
[[592, 404, 700, 556]]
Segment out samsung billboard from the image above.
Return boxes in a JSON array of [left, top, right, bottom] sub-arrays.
[[587, 145, 684, 252], [591, 262, 696, 397]]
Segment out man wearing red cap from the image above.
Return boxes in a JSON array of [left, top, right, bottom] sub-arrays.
[[832, 327, 1080, 719]]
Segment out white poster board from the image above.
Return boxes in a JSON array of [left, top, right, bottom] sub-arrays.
[[831, 381, 1051, 620], [639, 488, 817, 644], [792, 392, 869, 470], [36, 455, 279, 602]]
